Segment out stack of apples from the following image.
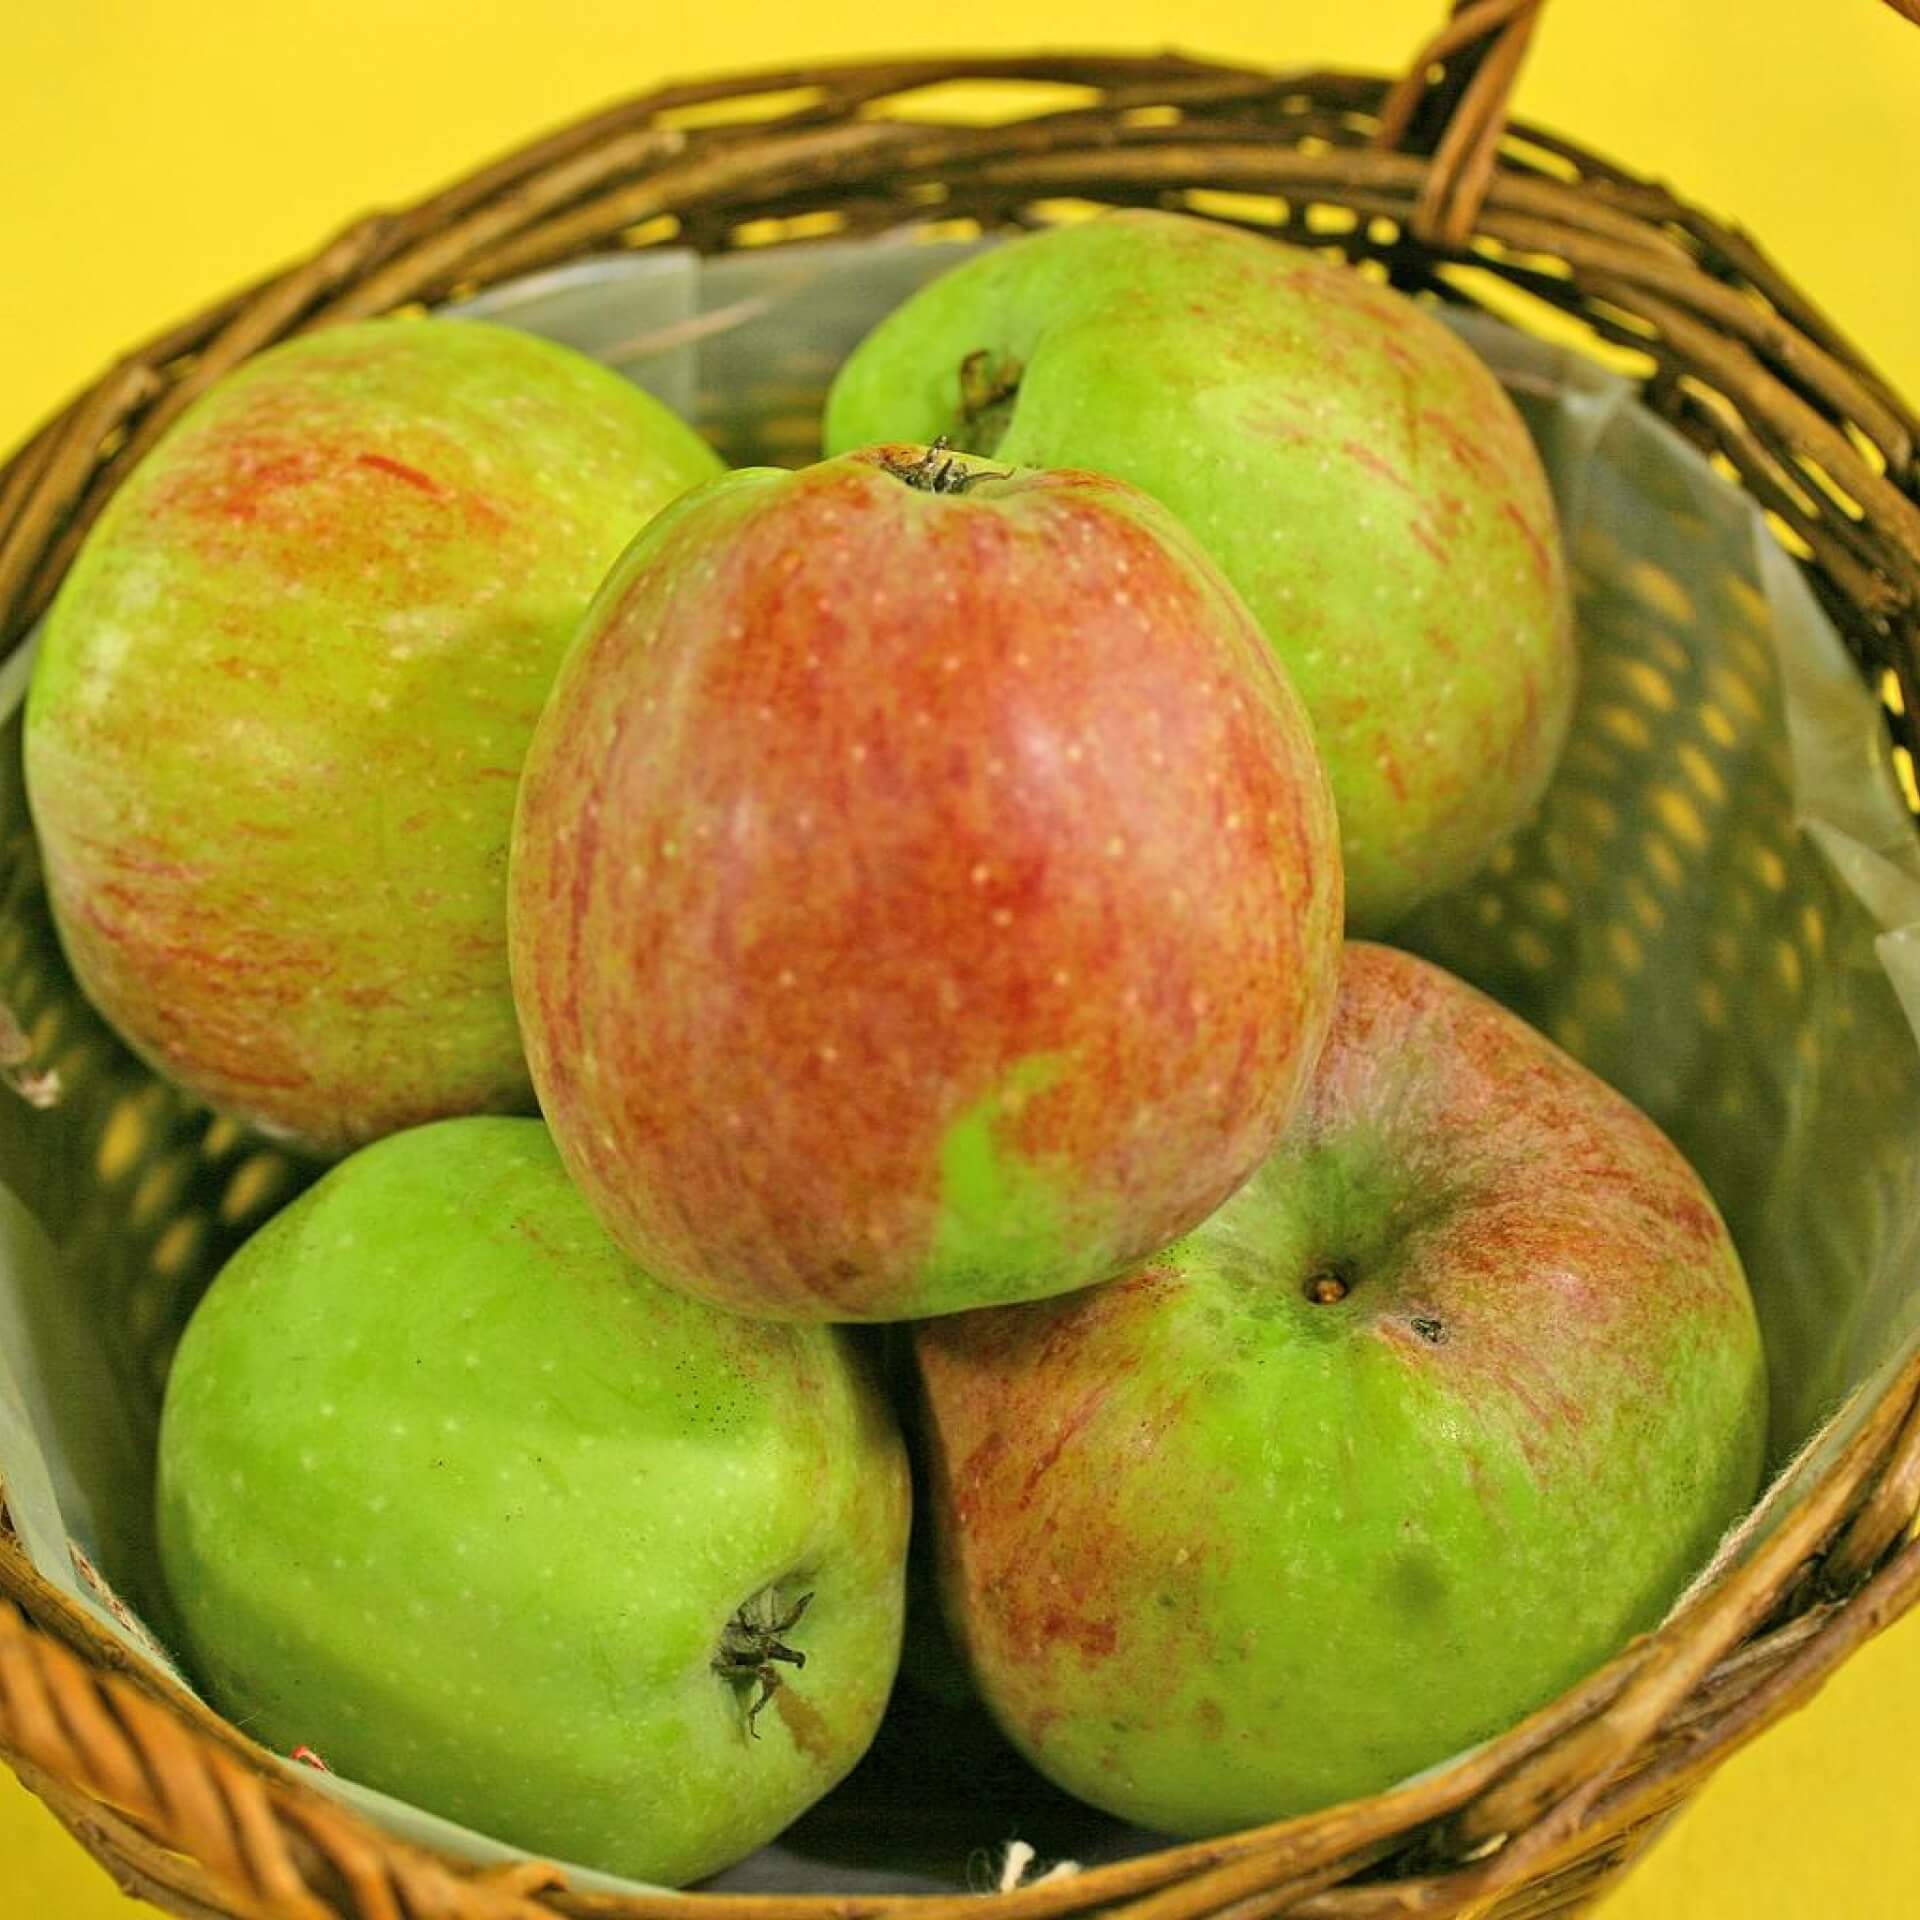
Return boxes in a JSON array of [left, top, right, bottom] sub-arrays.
[[24, 212, 1768, 1886]]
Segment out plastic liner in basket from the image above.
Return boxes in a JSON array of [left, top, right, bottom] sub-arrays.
[[1, 233, 1917, 1897]]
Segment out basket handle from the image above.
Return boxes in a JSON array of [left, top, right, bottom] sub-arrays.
[[1377, 0, 1916, 248], [1374, 0, 1546, 249]]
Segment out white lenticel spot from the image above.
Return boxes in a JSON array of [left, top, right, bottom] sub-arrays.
[[993, 908, 1014, 928]]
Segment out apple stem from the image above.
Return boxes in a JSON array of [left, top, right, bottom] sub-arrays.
[[1305, 1266, 1352, 1305], [713, 1588, 814, 1737]]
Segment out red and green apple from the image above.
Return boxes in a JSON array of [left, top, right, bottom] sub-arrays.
[[26, 317, 722, 1156], [916, 942, 1766, 1832], [509, 444, 1343, 1322], [825, 211, 1575, 933]]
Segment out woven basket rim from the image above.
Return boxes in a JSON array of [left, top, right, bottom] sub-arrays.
[[4, 19, 1920, 1920]]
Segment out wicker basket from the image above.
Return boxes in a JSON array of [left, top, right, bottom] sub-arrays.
[[5, 2, 1920, 1913]]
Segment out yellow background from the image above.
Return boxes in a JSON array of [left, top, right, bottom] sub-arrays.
[[2, 1, 1917, 1913]]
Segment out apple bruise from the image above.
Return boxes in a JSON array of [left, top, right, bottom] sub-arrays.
[[511, 448, 1343, 1321], [913, 943, 1766, 1832]]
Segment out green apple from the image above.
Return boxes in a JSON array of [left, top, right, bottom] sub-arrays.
[[155, 1117, 910, 1886], [915, 943, 1765, 1833], [825, 211, 1575, 933], [509, 445, 1341, 1323], [26, 318, 722, 1157]]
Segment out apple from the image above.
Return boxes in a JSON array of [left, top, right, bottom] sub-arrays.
[[26, 317, 723, 1157], [824, 210, 1575, 934], [509, 443, 1343, 1323], [154, 1116, 910, 1887], [914, 942, 1766, 1834]]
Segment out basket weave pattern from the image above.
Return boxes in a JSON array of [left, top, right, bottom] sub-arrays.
[[4, 5, 1920, 1915]]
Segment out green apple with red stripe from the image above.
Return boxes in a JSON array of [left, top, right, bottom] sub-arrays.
[[508, 443, 1343, 1322], [26, 317, 721, 1156], [824, 211, 1576, 933], [915, 942, 1767, 1832]]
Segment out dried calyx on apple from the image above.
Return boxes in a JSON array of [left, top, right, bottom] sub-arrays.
[[877, 437, 1006, 494], [714, 1588, 814, 1736]]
